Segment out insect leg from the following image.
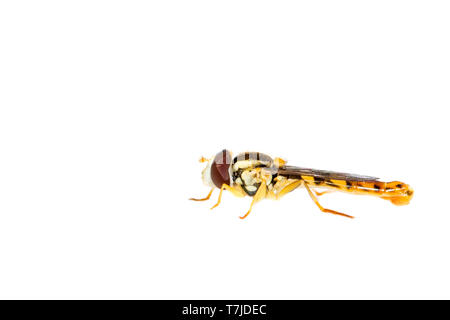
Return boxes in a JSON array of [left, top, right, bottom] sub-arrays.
[[313, 189, 335, 197], [240, 182, 267, 219], [189, 188, 214, 201], [210, 184, 246, 210], [273, 179, 303, 200], [304, 183, 354, 219]]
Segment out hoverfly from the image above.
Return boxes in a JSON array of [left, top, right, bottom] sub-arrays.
[[190, 150, 413, 219]]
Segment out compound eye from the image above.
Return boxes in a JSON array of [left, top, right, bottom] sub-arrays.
[[210, 149, 232, 188]]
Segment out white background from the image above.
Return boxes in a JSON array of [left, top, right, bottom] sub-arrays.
[[0, 1, 449, 299]]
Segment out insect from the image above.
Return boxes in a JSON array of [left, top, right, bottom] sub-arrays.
[[190, 150, 413, 219]]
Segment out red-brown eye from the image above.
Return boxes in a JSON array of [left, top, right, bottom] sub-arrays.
[[210, 149, 232, 188]]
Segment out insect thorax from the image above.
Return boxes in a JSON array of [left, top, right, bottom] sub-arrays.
[[231, 152, 275, 196]]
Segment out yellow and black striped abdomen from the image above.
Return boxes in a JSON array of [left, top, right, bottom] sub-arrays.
[[301, 176, 414, 206]]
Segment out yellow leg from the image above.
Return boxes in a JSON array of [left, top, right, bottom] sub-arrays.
[[210, 184, 246, 210], [240, 182, 267, 219], [313, 189, 335, 197], [189, 188, 214, 201], [304, 183, 354, 219], [268, 180, 303, 200]]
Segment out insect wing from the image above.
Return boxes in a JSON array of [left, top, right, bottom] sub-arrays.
[[277, 165, 379, 182]]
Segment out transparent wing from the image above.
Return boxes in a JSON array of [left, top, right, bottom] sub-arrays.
[[277, 165, 379, 182]]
